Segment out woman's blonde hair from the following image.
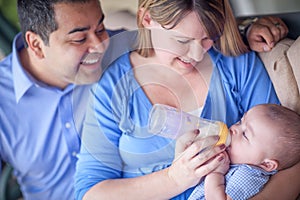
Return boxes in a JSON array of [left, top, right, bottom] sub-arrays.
[[137, 0, 248, 57]]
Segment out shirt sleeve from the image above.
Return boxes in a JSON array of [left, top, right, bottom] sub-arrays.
[[237, 51, 280, 112], [74, 64, 125, 200]]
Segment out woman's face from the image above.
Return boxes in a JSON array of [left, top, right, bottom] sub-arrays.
[[149, 11, 214, 74]]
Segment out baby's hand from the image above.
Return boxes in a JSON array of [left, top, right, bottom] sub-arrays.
[[212, 151, 230, 175]]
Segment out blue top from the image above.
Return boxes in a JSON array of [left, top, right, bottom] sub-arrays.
[[0, 33, 89, 199], [74, 49, 280, 200], [0, 29, 129, 200], [188, 164, 276, 200]]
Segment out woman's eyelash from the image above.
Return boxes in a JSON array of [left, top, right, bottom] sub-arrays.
[[177, 40, 190, 44]]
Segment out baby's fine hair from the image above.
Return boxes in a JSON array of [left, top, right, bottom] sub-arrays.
[[263, 104, 300, 170]]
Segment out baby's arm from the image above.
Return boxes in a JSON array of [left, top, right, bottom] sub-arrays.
[[205, 152, 231, 200]]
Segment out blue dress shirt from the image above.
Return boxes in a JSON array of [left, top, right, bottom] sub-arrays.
[[0, 28, 133, 199], [0, 33, 91, 199]]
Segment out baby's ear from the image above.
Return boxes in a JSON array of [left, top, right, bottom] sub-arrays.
[[259, 159, 279, 172]]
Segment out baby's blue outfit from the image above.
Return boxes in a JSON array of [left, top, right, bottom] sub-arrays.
[[74, 49, 279, 200], [188, 164, 277, 200]]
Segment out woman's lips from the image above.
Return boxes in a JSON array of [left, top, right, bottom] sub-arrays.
[[177, 57, 196, 68]]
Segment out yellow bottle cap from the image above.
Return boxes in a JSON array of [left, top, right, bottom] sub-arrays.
[[216, 122, 231, 146]]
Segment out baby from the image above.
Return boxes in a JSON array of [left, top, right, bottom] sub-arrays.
[[188, 104, 300, 200]]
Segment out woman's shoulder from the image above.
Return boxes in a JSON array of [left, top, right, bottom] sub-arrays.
[[209, 48, 264, 74], [105, 51, 131, 69], [101, 52, 132, 79], [96, 52, 136, 94], [209, 48, 258, 64]]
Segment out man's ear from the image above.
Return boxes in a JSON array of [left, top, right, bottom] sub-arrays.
[[259, 159, 279, 172], [25, 31, 45, 59]]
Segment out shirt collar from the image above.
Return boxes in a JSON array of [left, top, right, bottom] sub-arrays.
[[11, 33, 75, 102], [12, 33, 34, 103]]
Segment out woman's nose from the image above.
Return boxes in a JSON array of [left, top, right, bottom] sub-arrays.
[[187, 41, 204, 62]]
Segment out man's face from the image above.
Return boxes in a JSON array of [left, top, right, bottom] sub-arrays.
[[41, 0, 109, 88]]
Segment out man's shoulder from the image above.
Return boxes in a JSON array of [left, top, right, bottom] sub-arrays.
[[0, 53, 14, 93]]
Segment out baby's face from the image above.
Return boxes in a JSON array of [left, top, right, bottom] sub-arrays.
[[226, 106, 278, 166]]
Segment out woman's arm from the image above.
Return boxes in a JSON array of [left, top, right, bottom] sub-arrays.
[[250, 162, 300, 200], [81, 134, 226, 200]]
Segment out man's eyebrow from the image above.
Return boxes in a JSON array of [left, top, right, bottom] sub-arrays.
[[68, 27, 90, 34], [68, 14, 105, 34]]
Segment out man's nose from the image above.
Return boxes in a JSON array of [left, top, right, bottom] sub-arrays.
[[88, 34, 109, 53]]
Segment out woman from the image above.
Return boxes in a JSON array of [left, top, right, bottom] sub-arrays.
[[75, 0, 299, 199]]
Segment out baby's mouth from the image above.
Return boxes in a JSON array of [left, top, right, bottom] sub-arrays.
[[80, 52, 102, 65]]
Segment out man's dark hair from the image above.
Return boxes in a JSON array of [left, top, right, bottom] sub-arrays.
[[17, 0, 93, 47]]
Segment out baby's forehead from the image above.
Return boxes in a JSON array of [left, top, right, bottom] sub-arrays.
[[246, 105, 269, 117], [243, 106, 275, 128]]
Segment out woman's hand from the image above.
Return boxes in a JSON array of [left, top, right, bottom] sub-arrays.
[[168, 130, 227, 191], [247, 16, 289, 52]]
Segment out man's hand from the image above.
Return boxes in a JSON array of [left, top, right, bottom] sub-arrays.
[[247, 16, 288, 52]]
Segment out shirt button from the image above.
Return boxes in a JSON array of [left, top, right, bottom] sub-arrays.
[[72, 151, 77, 157], [65, 122, 71, 129]]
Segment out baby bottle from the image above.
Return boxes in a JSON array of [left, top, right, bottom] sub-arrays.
[[148, 104, 231, 146]]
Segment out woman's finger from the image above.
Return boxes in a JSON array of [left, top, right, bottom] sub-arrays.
[[194, 151, 226, 177], [189, 139, 226, 169], [174, 129, 199, 159]]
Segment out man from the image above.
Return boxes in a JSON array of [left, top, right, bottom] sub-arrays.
[[0, 0, 109, 199], [0, 0, 288, 199]]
